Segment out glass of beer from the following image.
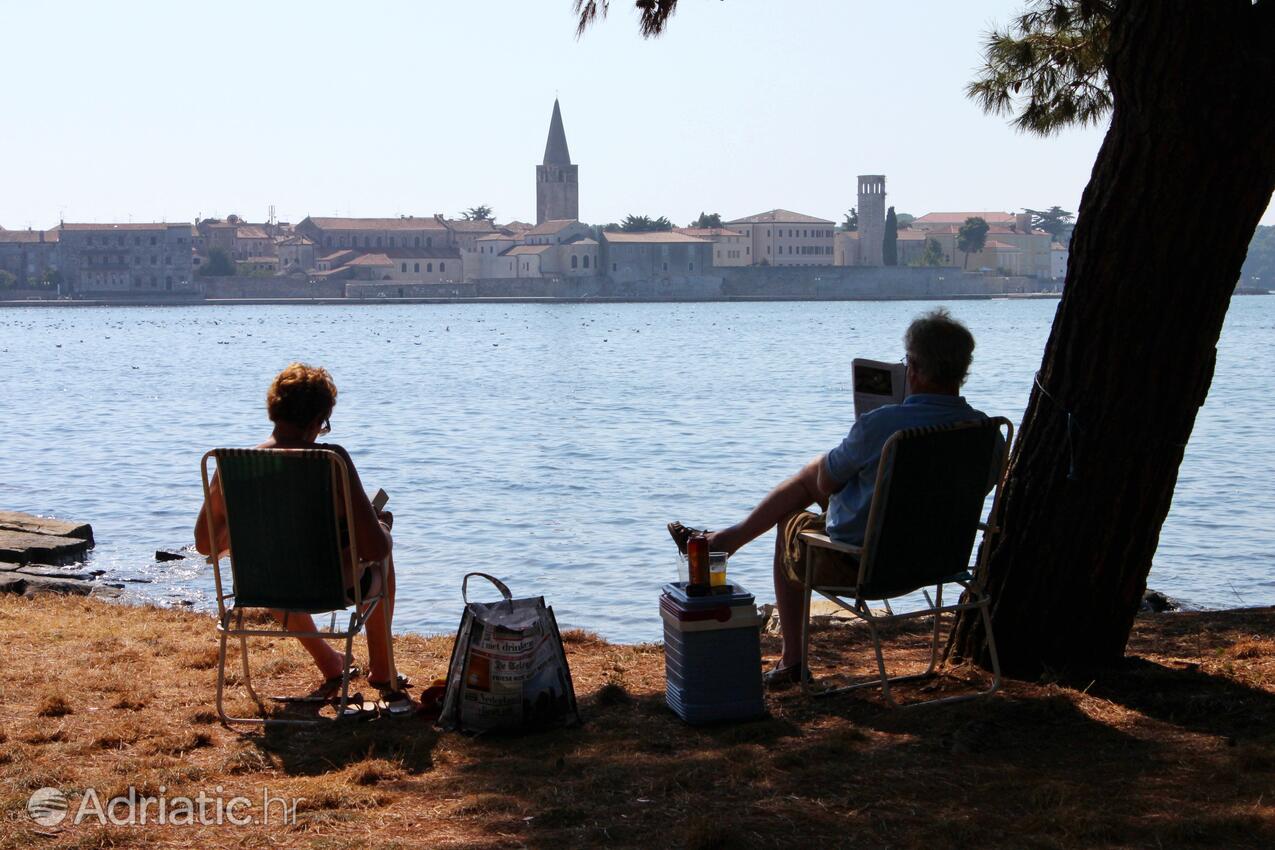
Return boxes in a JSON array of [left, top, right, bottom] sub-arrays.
[[709, 552, 728, 588]]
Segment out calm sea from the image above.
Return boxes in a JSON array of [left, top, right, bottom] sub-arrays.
[[2, 298, 1272, 642]]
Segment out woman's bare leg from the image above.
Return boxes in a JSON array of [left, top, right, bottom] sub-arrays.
[[272, 611, 345, 679], [365, 551, 397, 686]]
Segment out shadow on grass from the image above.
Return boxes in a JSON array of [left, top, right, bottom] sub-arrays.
[[248, 715, 439, 776]]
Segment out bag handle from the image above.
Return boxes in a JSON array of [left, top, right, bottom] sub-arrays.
[[462, 572, 513, 606]]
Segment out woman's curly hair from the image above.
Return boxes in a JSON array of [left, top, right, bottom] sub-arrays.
[[266, 363, 337, 426]]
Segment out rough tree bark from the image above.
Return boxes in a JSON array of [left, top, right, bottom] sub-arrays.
[[953, 0, 1275, 675]]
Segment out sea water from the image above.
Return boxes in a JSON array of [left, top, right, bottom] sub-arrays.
[[1, 297, 1271, 642]]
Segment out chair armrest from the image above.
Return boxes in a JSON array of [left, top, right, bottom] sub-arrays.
[[798, 531, 863, 556]]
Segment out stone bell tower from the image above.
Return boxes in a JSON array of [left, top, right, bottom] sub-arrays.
[[536, 99, 579, 224], [857, 175, 886, 266]]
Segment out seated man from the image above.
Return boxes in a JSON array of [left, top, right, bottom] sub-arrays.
[[669, 309, 995, 687], [195, 362, 411, 714]]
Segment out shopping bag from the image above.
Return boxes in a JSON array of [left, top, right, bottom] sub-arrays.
[[439, 572, 580, 732]]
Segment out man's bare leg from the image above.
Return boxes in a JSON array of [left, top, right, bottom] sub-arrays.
[[707, 456, 825, 556], [772, 528, 809, 669]]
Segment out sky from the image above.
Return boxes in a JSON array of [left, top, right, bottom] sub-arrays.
[[2, 0, 1270, 230]]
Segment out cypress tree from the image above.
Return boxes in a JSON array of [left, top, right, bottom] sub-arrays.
[[883, 206, 898, 266]]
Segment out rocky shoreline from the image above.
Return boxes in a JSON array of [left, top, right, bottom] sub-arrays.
[[0, 509, 121, 598]]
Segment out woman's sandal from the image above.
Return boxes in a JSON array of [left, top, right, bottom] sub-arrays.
[[272, 665, 362, 703], [339, 693, 380, 720], [369, 674, 415, 719], [667, 521, 712, 556]]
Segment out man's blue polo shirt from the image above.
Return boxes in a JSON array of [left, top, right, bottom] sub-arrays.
[[823, 394, 990, 544]]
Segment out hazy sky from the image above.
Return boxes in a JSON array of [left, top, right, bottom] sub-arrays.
[[3, 0, 1271, 229]]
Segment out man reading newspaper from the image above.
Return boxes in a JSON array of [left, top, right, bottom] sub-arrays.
[[668, 308, 998, 688]]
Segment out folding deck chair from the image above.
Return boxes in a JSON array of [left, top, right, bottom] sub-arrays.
[[200, 448, 398, 725], [798, 417, 1012, 707]]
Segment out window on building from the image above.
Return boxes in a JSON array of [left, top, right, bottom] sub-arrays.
[[427, 237, 432, 247], [414, 263, 420, 273], [440, 262, 445, 273], [612, 263, 617, 272], [571, 255, 578, 269], [662, 262, 668, 271], [376, 237, 382, 247], [689, 262, 694, 271], [389, 237, 396, 247], [150, 236, 157, 245], [414, 236, 421, 247], [427, 263, 433, 272], [583, 255, 589, 269], [401, 263, 407, 273]]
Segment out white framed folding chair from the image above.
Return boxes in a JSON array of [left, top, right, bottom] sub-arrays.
[[798, 417, 1012, 707], [200, 448, 398, 726]]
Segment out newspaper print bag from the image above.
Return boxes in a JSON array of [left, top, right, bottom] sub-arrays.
[[439, 572, 580, 732]]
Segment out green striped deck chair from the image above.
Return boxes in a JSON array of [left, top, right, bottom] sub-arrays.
[[200, 448, 394, 725], [798, 417, 1012, 707]]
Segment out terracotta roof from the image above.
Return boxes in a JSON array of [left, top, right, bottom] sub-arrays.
[[1051, 242, 1067, 251], [235, 225, 270, 240], [345, 253, 394, 267], [445, 219, 497, 233], [303, 216, 447, 231], [982, 240, 1019, 250], [915, 212, 1018, 225], [477, 233, 517, 242], [564, 236, 598, 246], [507, 245, 553, 255], [674, 227, 746, 238], [525, 219, 582, 236], [277, 235, 314, 246], [499, 221, 534, 232], [726, 209, 835, 225], [59, 222, 193, 232], [0, 228, 59, 243], [319, 250, 358, 263], [602, 231, 710, 244]]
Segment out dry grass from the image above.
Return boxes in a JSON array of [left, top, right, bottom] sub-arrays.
[[0, 595, 1273, 848]]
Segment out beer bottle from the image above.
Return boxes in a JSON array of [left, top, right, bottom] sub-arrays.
[[687, 534, 710, 595]]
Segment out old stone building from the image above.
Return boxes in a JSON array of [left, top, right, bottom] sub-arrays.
[[295, 216, 451, 252], [600, 231, 712, 283], [57, 222, 196, 293], [725, 209, 836, 266], [0, 227, 59, 286], [536, 100, 579, 225], [674, 227, 750, 267]]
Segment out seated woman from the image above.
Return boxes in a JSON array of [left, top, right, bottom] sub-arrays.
[[194, 362, 410, 715]]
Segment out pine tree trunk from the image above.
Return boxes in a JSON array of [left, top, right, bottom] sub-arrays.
[[953, 0, 1275, 675]]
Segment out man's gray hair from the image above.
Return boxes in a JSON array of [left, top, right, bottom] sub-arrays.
[[904, 308, 976, 387]]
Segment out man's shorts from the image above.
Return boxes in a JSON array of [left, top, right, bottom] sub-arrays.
[[780, 511, 860, 587]]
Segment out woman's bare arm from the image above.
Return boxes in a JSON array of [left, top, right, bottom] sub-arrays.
[[328, 444, 392, 562]]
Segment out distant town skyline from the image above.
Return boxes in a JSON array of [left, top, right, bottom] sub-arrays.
[[2, 0, 1270, 229]]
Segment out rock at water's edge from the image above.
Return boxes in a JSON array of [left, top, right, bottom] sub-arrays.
[[0, 510, 94, 545]]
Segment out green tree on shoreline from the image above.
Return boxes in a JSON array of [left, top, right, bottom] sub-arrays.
[[576, 0, 1275, 676]]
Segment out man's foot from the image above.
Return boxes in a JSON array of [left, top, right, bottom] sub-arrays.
[[667, 521, 711, 555], [763, 664, 811, 690]]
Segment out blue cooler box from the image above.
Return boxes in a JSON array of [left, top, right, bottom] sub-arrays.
[[661, 581, 765, 724]]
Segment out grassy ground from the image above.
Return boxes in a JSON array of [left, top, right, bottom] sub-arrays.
[[0, 594, 1272, 849]]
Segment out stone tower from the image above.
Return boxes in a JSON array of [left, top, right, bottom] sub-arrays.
[[857, 175, 886, 266], [536, 99, 579, 224]]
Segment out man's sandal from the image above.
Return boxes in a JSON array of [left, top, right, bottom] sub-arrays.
[[667, 521, 712, 556], [270, 665, 362, 703], [368, 674, 415, 719]]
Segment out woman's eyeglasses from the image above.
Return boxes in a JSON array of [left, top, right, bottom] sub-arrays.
[[319, 418, 331, 435]]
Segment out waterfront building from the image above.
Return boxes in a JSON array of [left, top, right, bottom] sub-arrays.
[[674, 227, 750, 267], [276, 235, 316, 272], [536, 99, 579, 225], [56, 222, 196, 293], [345, 248, 461, 282], [915, 212, 1052, 276], [295, 216, 451, 252], [600, 231, 713, 283], [0, 227, 59, 287], [725, 209, 836, 266]]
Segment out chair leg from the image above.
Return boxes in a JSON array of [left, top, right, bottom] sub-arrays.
[[979, 594, 1002, 695], [866, 616, 897, 707], [215, 621, 230, 724], [800, 548, 815, 696], [236, 609, 259, 705], [925, 584, 944, 676]]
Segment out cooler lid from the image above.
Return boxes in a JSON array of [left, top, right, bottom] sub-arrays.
[[662, 581, 754, 610]]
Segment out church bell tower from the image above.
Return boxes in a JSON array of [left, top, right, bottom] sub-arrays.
[[536, 99, 579, 224]]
